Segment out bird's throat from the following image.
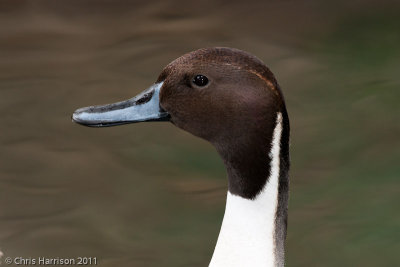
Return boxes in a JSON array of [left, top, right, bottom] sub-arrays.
[[210, 113, 286, 267]]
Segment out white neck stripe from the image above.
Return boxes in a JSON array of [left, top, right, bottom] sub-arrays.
[[209, 112, 283, 267]]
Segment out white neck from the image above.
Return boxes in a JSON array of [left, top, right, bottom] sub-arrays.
[[209, 113, 283, 267]]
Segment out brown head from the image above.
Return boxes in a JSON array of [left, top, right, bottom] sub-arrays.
[[72, 47, 290, 200]]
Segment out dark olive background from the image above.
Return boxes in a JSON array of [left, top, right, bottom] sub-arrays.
[[0, 0, 399, 266]]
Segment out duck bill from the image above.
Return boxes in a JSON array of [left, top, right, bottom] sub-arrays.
[[72, 82, 169, 127]]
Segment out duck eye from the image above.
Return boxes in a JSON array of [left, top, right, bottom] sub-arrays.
[[192, 75, 209, 87]]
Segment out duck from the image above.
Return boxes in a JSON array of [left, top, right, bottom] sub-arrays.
[[72, 47, 290, 267]]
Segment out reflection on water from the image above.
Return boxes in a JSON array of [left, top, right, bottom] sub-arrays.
[[1, 1, 399, 266]]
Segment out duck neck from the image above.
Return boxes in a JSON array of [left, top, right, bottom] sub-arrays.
[[210, 112, 289, 267]]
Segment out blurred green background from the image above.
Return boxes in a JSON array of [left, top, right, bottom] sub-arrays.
[[0, 0, 399, 266]]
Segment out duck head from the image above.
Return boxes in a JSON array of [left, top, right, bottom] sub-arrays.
[[72, 47, 289, 200]]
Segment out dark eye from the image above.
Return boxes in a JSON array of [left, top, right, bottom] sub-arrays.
[[192, 75, 209, 87]]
